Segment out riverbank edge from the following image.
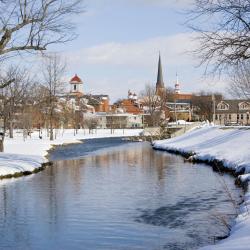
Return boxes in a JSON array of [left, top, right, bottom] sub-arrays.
[[0, 139, 84, 180], [0, 133, 139, 180], [0, 145, 81, 180], [152, 146, 247, 188], [152, 142, 249, 249], [0, 161, 53, 180]]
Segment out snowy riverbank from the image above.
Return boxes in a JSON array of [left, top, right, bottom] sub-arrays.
[[0, 129, 142, 178], [153, 126, 250, 250]]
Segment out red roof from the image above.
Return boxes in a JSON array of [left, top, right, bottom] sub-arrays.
[[70, 74, 82, 84]]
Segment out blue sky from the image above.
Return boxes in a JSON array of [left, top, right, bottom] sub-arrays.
[[55, 0, 227, 101]]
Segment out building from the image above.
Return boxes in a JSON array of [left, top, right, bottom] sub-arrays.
[[155, 53, 165, 96], [83, 95, 110, 113], [113, 90, 143, 115], [167, 102, 192, 121], [213, 100, 250, 125], [174, 74, 181, 94], [172, 75, 193, 104], [95, 113, 143, 129], [68, 74, 110, 113], [70, 74, 83, 97], [153, 54, 193, 122]]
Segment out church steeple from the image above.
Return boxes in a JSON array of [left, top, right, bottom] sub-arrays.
[[156, 52, 165, 95], [175, 72, 180, 94]]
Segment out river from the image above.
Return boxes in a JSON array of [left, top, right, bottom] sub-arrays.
[[0, 138, 243, 250]]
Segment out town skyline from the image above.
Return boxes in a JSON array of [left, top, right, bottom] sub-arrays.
[[57, 0, 228, 101]]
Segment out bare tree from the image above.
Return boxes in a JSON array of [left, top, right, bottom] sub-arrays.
[[42, 53, 66, 140], [191, 91, 222, 121], [229, 61, 250, 99], [140, 84, 168, 127], [0, 66, 30, 150], [1, 66, 32, 138], [188, 0, 250, 73], [85, 117, 98, 134], [0, 65, 32, 153], [0, 0, 83, 90], [26, 83, 49, 135], [0, 0, 83, 60]]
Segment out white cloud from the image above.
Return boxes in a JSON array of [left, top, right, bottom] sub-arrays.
[[67, 32, 198, 69], [65, 32, 230, 101]]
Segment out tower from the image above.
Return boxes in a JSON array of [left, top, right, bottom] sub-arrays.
[[175, 73, 180, 94], [155, 53, 165, 96], [70, 74, 83, 97]]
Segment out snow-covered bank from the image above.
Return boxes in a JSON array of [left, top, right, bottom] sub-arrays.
[[153, 126, 250, 250], [0, 129, 142, 178]]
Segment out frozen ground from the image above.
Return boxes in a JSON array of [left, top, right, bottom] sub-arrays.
[[153, 125, 250, 250], [0, 129, 142, 177]]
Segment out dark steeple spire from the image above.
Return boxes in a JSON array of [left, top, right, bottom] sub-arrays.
[[156, 53, 165, 95], [156, 52, 164, 88]]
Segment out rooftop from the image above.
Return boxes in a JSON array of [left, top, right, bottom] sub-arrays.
[[70, 74, 82, 84]]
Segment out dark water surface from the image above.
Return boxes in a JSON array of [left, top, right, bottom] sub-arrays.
[[0, 138, 243, 250]]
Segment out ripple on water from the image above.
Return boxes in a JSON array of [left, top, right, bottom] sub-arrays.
[[0, 138, 243, 250]]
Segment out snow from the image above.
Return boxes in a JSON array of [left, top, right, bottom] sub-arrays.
[[168, 120, 194, 126], [0, 129, 142, 178], [153, 125, 250, 250]]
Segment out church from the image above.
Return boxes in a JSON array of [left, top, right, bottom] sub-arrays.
[[154, 53, 193, 121]]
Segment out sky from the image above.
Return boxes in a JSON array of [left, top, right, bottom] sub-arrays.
[[52, 0, 228, 101]]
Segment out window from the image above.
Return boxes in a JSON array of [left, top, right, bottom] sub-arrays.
[[229, 114, 231, 119], [241, 114, 244, 120], [237, 114, 239, 120], [247, 114, 249, 120], [215, 115, 218, 120], [74, 85, 77, 91], [239, 102, 250, 110], [217, 102, 229, 110], [219, 115, 221, 120]]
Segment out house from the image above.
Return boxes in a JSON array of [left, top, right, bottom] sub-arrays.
[[213, 100, 250, 125], [83, 95, 110, 113], [167, 102, 192, 121], [95, 113, 143, 129], [113, 91, 143, 115]]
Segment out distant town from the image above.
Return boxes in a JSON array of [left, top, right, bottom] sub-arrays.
[[34, 53, 250, 134]]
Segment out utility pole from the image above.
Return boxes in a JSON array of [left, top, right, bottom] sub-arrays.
[[174, 99, 177, 125], [212, 94, 215, 124]]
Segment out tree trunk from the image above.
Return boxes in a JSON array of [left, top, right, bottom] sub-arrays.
[[0, 137, 4, 152], [9, 121, 13, 138], [50, 126, 53, 141], [49, 118, 53, 141]]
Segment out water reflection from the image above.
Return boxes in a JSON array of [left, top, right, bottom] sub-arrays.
[[0, 139, 243, 250]]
